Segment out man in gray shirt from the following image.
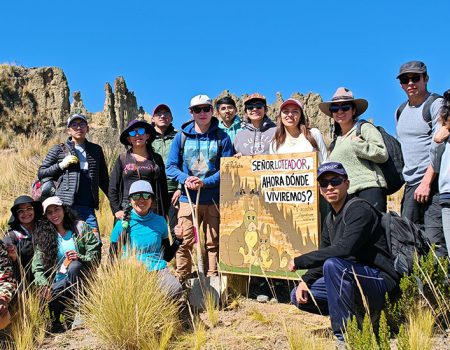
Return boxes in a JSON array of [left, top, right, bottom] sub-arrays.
[[395, 60, 446, 256]]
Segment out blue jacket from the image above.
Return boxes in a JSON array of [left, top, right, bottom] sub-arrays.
[[165, 117, 234, 204]]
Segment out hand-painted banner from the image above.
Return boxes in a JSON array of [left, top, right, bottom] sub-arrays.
[[219, 152, 319, 280]]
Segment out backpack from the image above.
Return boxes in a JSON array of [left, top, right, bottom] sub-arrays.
[[329, 120, 405, 195], [355, 120, 405, 195], [178, 130, 223, 162], [31, 143, 69, 202], [336, 198, 430, 276], [396, 93, 443, 135]]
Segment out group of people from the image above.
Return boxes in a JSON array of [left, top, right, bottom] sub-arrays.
[[0, 59, 448, 342]]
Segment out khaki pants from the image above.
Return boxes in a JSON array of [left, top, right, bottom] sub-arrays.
[[176, 202, 219, 280]]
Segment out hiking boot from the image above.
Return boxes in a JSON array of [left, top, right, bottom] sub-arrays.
[[50, 320, 66, 334]]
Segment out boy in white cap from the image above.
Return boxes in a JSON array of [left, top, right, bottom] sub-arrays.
[[166, 95, 234, 281]]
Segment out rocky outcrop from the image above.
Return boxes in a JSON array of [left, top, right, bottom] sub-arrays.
[[0, 65, 70, 134], [70, 91, 88, 116]]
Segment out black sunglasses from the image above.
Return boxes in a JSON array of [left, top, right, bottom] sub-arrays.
[[399, 75, 421, 85], [329, 104, 353, 113], [245, 102, 265, 110], [192, 106, 212, 113], [130, 193, 152, 200], [128, 128, 146, 137], [318, 177, 345, 188], [69, 121, 87, 129]]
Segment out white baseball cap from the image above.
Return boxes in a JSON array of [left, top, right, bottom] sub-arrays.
[[42, 196, 64, 213], [189, 95, 212, 108]]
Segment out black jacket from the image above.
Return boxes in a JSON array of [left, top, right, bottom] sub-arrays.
[[294, 196, 399, 293], [108, 149, 169, 217], [38, 138, 109, 209]]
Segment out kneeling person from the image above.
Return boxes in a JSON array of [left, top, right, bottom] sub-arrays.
[[288, 162, 399, 341], [110, 180, 183, 299]]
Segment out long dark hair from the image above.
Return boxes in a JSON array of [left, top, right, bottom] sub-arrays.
[[441, 89, 450, 123], [273, 108, 318, 151], [33, 205, 79, 270]]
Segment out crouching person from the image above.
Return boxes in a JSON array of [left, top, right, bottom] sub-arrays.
[[110, 180, 183, 299], [288, 162, 399, 343], [32, 196, 101, 332]]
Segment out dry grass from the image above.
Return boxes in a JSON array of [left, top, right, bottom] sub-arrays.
[[406, 308, 435, 350], [247, 308, 271, 325], [204, 290, 219, 327], [79, 256, 180, 350], [284, 324, 334, 350], [6, 284, 49, 350]]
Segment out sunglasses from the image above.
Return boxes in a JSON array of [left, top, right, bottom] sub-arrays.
[[329, 104, 353, 113], [191, 106, 212, 114], [318, 177, 345, 188], [128, 128, 146, 137], [245, 102, 265, 110], [130, 192, 152, 201], [69, 121, 87, 129], [399, 75, 421, 85], [16, 207, 34, 214]]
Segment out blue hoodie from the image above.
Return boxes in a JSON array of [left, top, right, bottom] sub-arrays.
[[166, 117, 234, 205]]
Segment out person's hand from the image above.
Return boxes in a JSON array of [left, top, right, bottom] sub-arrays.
[[115, 210, 124, 220], [234, 152, 242, 158], [171, 190, 181, 206], [434, 125, 450, 144], [185, 177, 204, 190], [295, 281, 309, 304], [6, 244, 17, 262], [288, 259, 297, 272], [0, 299, 8, 316], [174, 225, 184, 240], [65, 250, 79, 261], [414, 181, 431, 204], [40, 286, 52, 301], [59, 155, 78, 169]]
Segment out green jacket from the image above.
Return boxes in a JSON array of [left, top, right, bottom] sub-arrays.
[[152, 125, 179, 193], [32, 221, 101, 286]]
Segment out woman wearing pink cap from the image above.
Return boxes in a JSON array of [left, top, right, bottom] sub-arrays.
[[270, 98, 328, 164]]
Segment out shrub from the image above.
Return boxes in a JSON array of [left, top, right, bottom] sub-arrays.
[[79, 256, 180, 350]]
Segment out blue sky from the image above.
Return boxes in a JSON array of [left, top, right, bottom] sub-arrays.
[[2, 0, 449, 134]]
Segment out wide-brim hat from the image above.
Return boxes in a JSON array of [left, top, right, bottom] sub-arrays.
[[120, 119, 156, 146], [318, 87, 368, 118], [10, 195, 43, 221]]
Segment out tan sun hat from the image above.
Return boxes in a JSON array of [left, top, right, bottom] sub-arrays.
[[318, 87, 368, 118]]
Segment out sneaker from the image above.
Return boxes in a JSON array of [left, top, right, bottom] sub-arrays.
[[70, 312, 84, 330], [50, 320, 65, 334]]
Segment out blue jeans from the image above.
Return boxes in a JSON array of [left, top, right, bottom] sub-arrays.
[[291, 258, 388, 341], [72, 204, 99, 231]]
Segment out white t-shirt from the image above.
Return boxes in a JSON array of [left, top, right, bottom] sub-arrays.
[[269, 128, 328, 164]]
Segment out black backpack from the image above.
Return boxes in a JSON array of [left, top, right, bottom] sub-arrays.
[[355, 120, 405, 195], [338, 198, 430, 276], [330, 120, 405, 195]]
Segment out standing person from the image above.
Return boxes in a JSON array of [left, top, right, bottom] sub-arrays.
[[0, 241, 16, 330], [38, 113, 109, 232], [4, 196, 43, 286], [166, 94, 234, 281], [151, 104, 180, 236], [288, 162, 399, 344], [109, 119, 169, 220], [430, 89, 450, 253], [32, 196, 101, 332], [395, 61, 446, 256], [319, 87, 388, 212], [110, 180, 183, 298], [270, 98, 328, 163], [215, 96, 243, 144], [234, 93, 276, 156]]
